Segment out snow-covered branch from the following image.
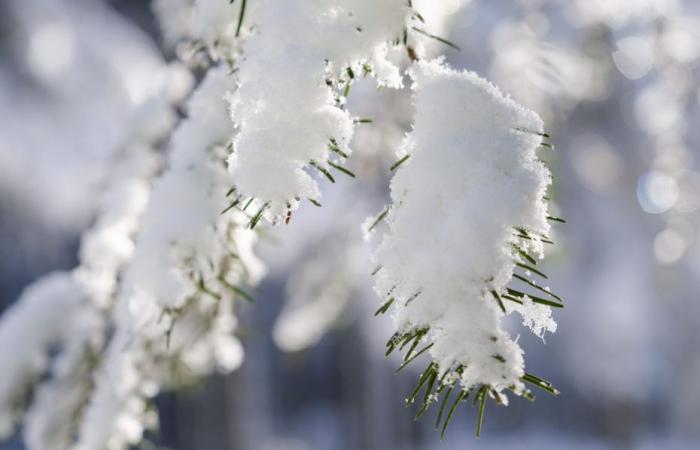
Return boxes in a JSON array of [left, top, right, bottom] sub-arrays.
[[0, 63, 187, 447], [226, 0, 407, 222], [0, 1, 570, 445], [371, 60, 560, 435], [0, 273, 83, 439], [74, 63, 264, 449]]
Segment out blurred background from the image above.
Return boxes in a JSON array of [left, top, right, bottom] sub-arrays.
[[1, 0, 700, 449]]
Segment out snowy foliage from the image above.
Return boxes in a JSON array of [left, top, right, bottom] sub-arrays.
[[23, 138, 167, 450], [74, 64, 265, 450], [53, 7, 268, 447], [0, 0, 569, 447], [371, 60, 559, 424], [125, 67, 248, 311], [0, 273, 83, 438], [0, 72, 182, 448], [226, 0, 408, 221]]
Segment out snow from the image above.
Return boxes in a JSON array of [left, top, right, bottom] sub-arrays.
[[226, 0, 408, 221], [0, 272, 83, 438], [22, 114, 174, 450], [511, 296, 558, 340], [126, 66, 243, 311], [194, 0, 239, 45], [372, 60, 554, 394], [75, 64, 264, 449], [0, 2, 574, 446], [152, 0, 194, 47], [10, 62, 188, 450]]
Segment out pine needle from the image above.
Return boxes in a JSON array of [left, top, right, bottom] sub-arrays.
[[490, 290, 506, 313], [328, 141, 348, 158], [515, 227, 555, 245], [404, 329, 426, 359], [368, 208, 389, 232], [522, 373, 560, 395], [501, 294, 523, 305], [310, 160, 335, 183], [374, 297, 395, 316], [505, 289, 563, 308], [440, 390, 467, 440], [328, 161, 356, 178], [512, 274, 562, 301], [407, 363, 435, 405], [196, 275, 222, 301], [399, 330, 420, 352], [476, 386, 488, 438], [397, 343, 433, 372], [411, 27, 461, 51], [512, 127, 551, 139], [412, 12, 426, 23], [513, 245, 537, 265], [249, 202, 269, 229], [516, 263, 548, 279], [415, 369, 438, 420], [405, 289, 423, 305], [218, 277, 255, 303], [242, 197, 254, 211], [435, 386, 453, 431], [390, 154, 411, 171], [235, 0, 247, 37], [491, 354, 506, 363], [221, 199, 240, 215]]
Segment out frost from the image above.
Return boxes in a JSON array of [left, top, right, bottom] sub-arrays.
[[227, 0, 408, 221], [372, 60, 554, 395]]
